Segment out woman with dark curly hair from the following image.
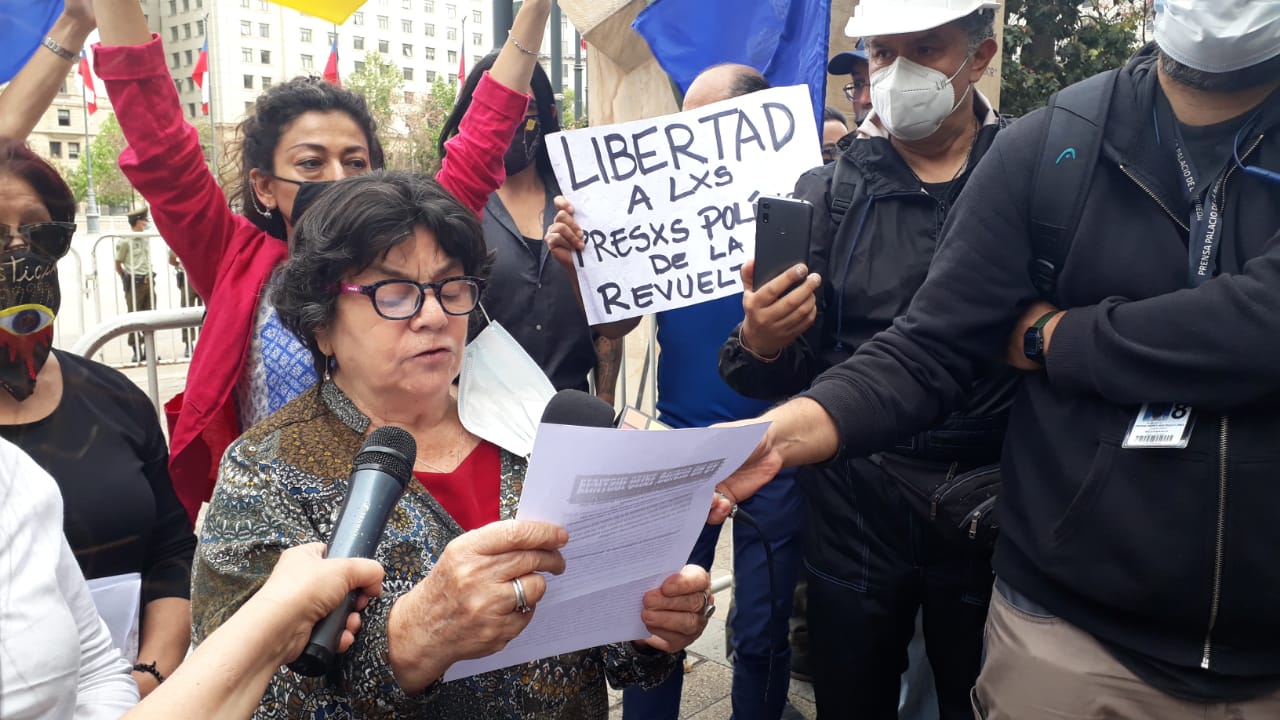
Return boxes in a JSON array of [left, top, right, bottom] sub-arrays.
[[191, 170, 715, 718], [91, 0, 556, 524]]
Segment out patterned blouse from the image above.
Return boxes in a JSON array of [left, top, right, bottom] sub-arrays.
[[192, 381, 677, 719]]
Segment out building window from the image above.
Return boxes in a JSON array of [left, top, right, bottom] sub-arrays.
[[196, 19, 205, 35], [446, 27, 456, 41], [472, 9, 482, 23], [170, 26, 179, 42], [446, 4, 456, 18], [240, 20, 251, 36], [378, 39, 389, 53], [262, 76, 272, 87], [259, 23, 270, 38], [402, 19, 412, 33], [188, 77, 196, 91], [426, 69, 436, 82], [402, 43, 412, 57], [353, 11, 363, 25], [405, 90, 415, 103], [424, 46, 435, 60], [49, 141, 62, 158], [184, 49, 193, 64], [301, 54, 314, 70], [353, 36, 365, 50], [169, 0, 177, 13], [182, 0, 189, 10], [448, 73, 456, 84], [244, 74, 254, 89], [328, 31, 337, 45], [402, 66, 413, 81], [173, 51, 182, 67], [472, 33, 482, 46], [59, 79, 67, 94], [183, 23, 191, 39], [354, 60, 366, 72], [188, 102, 197, 116], [447, 50, 457, 63], [425, 23, 435, 37], [245, 101, 254, 111], [258, 0, 267, 9], [424, 0, 434, 12], [261, 49, 271, 64], [242, 47, 253, 62], [301, 28, 312, 42], [68, 142, 80, 159], [402, 0, 411, 8], [377, 15, 389, 30]]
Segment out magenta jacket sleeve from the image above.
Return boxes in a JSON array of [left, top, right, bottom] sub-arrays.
[[436, 70, 529, 215], [94, 35, 254, 302]]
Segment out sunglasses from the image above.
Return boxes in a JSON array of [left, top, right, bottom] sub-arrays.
[[0, 222, 76, 260]]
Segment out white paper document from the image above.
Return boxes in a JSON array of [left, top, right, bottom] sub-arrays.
[[86, 572, 142, 663], [444, 421, 769, 681]]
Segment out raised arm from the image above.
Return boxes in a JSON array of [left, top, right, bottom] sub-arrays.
[[435, 0, 553, 214], [0, 1, 95, 140], [91, 0, 253, 300]]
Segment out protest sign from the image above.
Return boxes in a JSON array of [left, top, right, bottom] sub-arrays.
[[547, 84, 822, 325]]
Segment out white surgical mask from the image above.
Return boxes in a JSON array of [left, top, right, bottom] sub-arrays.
[[457, 310, 556, 457], [870, 54, 972, 141], [1155, 0, 1280, 73]]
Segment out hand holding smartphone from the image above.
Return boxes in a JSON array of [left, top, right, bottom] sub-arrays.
[[754, 196, 813, 292]]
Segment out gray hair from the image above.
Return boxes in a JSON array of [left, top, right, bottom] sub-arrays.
[[1158, 50, 1280, 93], [957, 8, 997, 51]]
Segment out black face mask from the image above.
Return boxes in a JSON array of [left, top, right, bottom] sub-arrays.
[[272, 177, 338, 227], [504, 117, 543, 177], [0, 251, 60, 401]]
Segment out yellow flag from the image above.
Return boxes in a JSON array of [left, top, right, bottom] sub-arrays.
[[268, 0, 366, 24]]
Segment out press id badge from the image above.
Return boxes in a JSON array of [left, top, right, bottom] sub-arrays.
[[1123, 403, 1196, 449]]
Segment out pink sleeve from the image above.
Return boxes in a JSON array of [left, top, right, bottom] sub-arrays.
[[94, 35, 247, 301], [436, 71, 530, 216]]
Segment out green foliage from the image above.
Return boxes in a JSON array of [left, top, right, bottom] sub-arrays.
[[559, 87, 588, 129], [388, 77, 459, 173], [65, 113, 134, 210], [1000, 0, 1151, 117], [345, 51, 405, 135]]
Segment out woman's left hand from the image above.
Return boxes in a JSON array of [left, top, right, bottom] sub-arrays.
[[635, 564, 713, 655]]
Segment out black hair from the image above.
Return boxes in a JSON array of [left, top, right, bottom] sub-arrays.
[[1159, 50, 1280, 94], [233, 77, 386, 241], [0, 138, 75, 222], [730, 69, 771, 98], [438, 51, 562, 191], [823, 106, 849, 128], [274, 171, 491, 377]]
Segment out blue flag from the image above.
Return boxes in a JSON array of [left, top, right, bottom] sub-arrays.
[[0, 0, 64, 83], [633, 0, 832, 132]]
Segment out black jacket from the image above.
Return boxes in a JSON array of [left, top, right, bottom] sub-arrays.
[[794, 48, 1280, 693], [720, 99, 1017, 463]]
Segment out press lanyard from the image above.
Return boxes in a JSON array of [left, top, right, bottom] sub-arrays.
[[1172, 140, 1224, 288]]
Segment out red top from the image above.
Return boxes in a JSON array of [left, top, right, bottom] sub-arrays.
[[94, 36, 529, 525], [413, 441, 502, 532]]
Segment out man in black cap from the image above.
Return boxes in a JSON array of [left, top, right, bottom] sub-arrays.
[[116, 206, 155, 363]]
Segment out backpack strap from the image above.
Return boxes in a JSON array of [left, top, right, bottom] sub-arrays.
[[828, 154, 858, 228], [1028, 68, 1120, 303]]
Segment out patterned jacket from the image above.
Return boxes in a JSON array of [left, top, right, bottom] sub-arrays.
[[192, 381, 677, 718]]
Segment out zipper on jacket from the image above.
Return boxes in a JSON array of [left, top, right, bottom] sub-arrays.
[[1201, 414, 1230, 670], [930, 461, 959, 521], [1119, 164, 1188, 232]]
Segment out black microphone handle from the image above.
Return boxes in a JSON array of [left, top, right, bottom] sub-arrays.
[[287, 465, 406, 677]]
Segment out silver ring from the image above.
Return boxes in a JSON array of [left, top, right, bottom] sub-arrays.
[[699, 590, 715, 620], [512, 577, 532, 614]]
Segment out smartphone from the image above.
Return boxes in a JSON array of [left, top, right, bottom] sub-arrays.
[[754, 196, 813, 291]]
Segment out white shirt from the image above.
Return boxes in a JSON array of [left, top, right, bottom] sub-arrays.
[[0, 437, 139, 719]]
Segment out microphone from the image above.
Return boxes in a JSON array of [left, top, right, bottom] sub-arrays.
[[287, 425, 416, 677], [540, 389, 617, 427]]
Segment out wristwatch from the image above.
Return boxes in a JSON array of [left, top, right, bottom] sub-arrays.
[[1022, 310, 1061, 365]]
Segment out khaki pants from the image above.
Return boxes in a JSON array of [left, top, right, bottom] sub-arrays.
[[972, 584, 1280, 719]]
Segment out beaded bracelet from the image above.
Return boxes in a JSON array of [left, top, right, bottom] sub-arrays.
[[507, 30, 538, 57], [133, 661, 166, 684]]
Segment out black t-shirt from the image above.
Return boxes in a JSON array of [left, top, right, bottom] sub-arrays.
[[1178, 113, 1252, 187], [0, 350, 195, 604]]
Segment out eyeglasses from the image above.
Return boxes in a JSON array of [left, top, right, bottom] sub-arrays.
[[0, 222, 75, 260], [843, 80, 869, 102], [338, 276, 486, 320]]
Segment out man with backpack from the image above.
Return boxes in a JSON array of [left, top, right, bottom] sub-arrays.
[[717, 1, 1014, 717], [716, 0, 1280, 716]]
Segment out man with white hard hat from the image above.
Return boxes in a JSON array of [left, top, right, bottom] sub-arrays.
[[718, 1, 1013, 717], [716, 0, 1280, 716]]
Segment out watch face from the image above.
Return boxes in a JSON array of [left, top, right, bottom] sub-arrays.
[[1023, 327, 1044, 361]]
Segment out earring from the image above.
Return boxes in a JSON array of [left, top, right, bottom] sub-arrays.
[[250, 192, 274, 219], [324, 355, 337, 381]]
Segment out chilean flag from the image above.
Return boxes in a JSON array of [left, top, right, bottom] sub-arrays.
[[78, 50, 97, 115], [192, 39, 210, 114], [322, 37, 340, 86], [457, 16, 466, 84]]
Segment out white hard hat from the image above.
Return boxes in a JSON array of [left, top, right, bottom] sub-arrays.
[[845, 0, 1001, 39]]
